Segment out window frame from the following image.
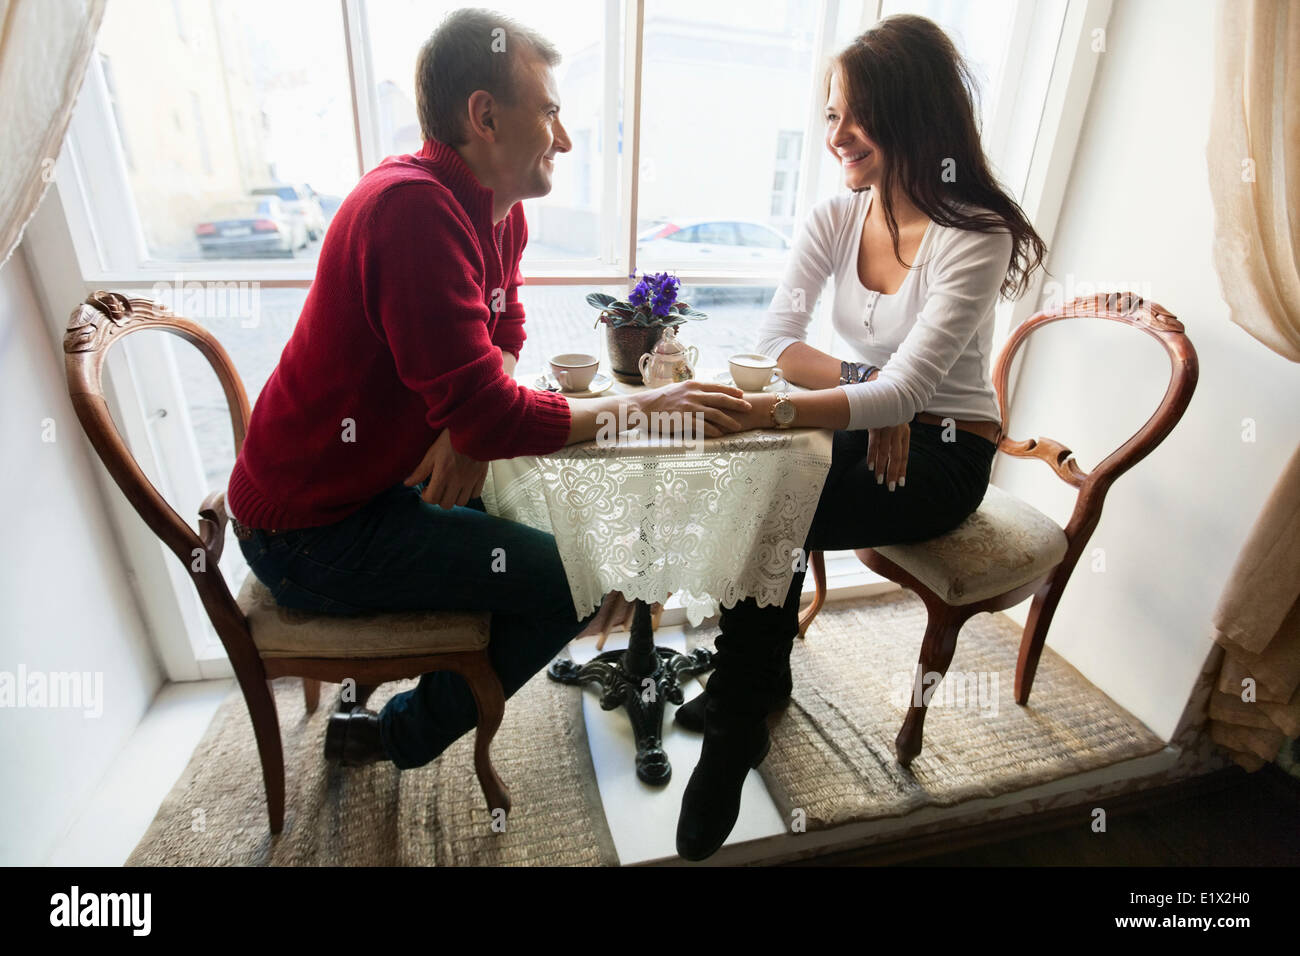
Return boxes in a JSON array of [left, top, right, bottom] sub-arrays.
[[31, 0, 1110, 678]]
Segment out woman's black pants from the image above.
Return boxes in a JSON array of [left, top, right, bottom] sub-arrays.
[[705, 414, 999, 720]]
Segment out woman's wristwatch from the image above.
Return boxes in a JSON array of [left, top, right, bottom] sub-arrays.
[[839, 360, 880, 384], [769, 394, 797, 429]]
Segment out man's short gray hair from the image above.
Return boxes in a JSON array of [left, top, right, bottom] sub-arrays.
[[415, 7, 561, 146]]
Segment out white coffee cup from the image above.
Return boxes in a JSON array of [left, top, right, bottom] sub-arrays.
[[549, 353, 599, 391], [728, 353, 783, 392]]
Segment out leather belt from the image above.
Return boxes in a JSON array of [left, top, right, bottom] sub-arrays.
[[913, 411, 1002, 446]]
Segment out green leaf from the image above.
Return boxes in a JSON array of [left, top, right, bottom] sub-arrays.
[[586, 292, 618, 309]]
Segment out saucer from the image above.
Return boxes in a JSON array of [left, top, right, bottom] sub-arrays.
[[535, 372, 613, 398], [713, 370, 790, 393]]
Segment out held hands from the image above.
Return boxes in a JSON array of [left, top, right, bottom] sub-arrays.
[[404, 427, 489, 509], [636, 381, 752, 439], [867, 422, 909, 492]]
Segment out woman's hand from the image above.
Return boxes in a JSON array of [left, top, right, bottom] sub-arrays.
[[867, 422, 910, 491], [404, 428, 489, 508]]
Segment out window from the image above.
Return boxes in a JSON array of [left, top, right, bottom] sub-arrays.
[[694, 221, 737, 246], [636, 0, 821, 271], [49, 0, 1093, 675], [737, 223, 789, 250], [771, 130, 802, 224], [94, 0, 355, 265], [171, 0, 189, 43], [190, 91, 212, 175], [98, 52, 133, 171]]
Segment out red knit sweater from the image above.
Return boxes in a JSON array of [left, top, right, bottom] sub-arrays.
[[227, 140, 572, 530]]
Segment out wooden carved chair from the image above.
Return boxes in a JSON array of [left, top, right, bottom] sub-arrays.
[[64, 291, 511, 834], [798, 293, 1199, 766]]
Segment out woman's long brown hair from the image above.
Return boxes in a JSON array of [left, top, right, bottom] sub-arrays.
[[831, 14, 1047, 299]]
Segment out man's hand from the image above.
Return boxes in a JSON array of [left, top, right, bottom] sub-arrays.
[[867, 422, 910, 491], [404, 428, 489, 508]]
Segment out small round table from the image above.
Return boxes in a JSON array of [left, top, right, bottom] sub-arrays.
[[482, 373, 833, 785]]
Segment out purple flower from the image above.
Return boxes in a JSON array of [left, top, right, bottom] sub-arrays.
[[628, 271, 680, 316]]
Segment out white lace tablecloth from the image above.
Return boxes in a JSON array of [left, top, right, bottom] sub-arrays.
[[481, 381, 833, 626]]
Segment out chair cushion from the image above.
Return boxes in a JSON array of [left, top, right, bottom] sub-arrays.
[[873, 484, 1069, 606], [236, 574, 490, 659]]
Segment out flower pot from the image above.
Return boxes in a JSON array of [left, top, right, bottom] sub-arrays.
[[606, 324, 666, 384]]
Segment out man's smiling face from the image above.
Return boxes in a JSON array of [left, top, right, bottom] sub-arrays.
[[492, 50, 571, 203]]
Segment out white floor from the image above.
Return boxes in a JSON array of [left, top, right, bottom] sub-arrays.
[[568, 625, 788, 865], [49, 618, 1182, 867], [47, 678, 235, 867]]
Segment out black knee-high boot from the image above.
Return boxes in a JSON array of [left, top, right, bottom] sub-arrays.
[[674, 565, 806, 733], [675, 575, 802, 861], [672, 641, 792, 732]]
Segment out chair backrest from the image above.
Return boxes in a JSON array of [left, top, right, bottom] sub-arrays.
[[64, 291, 255, 656], [991, 292, 1199, 549]]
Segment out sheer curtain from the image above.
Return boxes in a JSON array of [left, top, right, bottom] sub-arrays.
[[0, 0, 106, 268], [1205, 0, 1300, 771], [1207, 0, 1300, 361]]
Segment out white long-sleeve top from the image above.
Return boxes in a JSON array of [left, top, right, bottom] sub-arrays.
[[755, 188, 1012, 431]]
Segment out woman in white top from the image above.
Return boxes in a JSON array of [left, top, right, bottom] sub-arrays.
[[676, 13, 1047, 861]]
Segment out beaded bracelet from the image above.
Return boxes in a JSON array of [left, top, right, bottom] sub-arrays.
[[839, 361, 880, 384]]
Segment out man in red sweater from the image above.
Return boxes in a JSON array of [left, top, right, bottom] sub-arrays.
[[230, 9, 751, 771]]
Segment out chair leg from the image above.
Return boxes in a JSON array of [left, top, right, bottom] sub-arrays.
[[235, 672, 286, 834], [461, 651, 511, 817], [895, 601, 971, 767], [302, 678, 320, 714], [798, 550, 827, 639], [1015, 574, 1067, 706]]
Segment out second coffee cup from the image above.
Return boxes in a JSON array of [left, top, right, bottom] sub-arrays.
[[549, 353, 599, 391], [728, 353, 782, 392]]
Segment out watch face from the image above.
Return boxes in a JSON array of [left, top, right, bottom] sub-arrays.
[[774, 398, 797, 426]]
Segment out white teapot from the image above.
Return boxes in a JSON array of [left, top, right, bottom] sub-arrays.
[[638, 327, 699, 387]]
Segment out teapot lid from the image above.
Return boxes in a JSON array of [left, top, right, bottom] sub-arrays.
[[651, 326, 686, 354]]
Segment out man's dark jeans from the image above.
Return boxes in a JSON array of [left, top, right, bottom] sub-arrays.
[[237, 482, 600, 769]]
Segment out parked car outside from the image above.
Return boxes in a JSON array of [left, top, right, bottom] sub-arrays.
[[637, 219, 791, 264], [637, 219, 790, 304], [250, 184, 326, 242], [194, 197, 304, 258]]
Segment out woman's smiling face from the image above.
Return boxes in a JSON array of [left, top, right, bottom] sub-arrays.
[[825, 69, 881, 190]]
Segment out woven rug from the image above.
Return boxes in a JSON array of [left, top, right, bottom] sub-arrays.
[[126, 652, 619, 866], [684, 589, 1167, 830]]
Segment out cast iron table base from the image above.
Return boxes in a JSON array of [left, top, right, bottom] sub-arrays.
[[547, 599, 713, 785]]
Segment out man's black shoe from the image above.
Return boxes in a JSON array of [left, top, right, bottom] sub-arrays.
[[323, 708, 388, 766]]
